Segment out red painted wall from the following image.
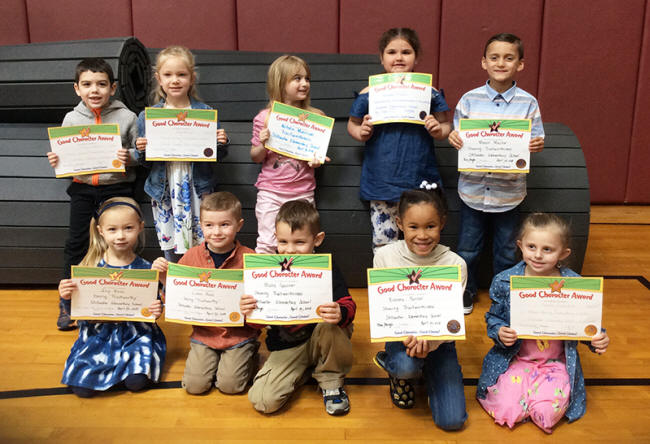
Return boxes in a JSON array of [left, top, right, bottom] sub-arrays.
[[1, 0, 649, 203]]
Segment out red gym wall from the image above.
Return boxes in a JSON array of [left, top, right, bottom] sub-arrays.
[[1, 0, 649, 204]]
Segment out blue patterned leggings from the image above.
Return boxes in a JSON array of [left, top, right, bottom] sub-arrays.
[[369, 200, 400, 252]]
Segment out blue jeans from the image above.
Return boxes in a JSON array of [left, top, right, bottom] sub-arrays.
[[384, 341, 467, 430], [457, 201, 519, 297]]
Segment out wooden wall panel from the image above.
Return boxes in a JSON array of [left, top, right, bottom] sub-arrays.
[[538, 0, 645, 203], [236, 0, 338, 53], [438, 0, 543, 111], [0, 0, 29, 45], [132, 0, 237, 51], [25, 0, 133, 43], [627, 3, 650, 203], [339, 0, 441, 82]]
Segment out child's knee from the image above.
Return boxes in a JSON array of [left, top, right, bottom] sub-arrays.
[[434, 414, 467, 431], [124, 374, 150, 392], [182, 373, 213, 395], [71, 386, 96, 398], [248, 372, 291, 414], [216, 374, 247, 395]]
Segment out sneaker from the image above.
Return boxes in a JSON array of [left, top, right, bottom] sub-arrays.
[[57, 298, 77, 331], [463, 290, 474, 315], [323, 387, 350, 415], [373, 351, 415, 409]]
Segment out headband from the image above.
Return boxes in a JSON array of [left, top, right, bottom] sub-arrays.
[[95, 201, 143, 221]]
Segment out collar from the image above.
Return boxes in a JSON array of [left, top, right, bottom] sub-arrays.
[[485, 80, 517, 104], [202, 240, 240, 267], [501, 260, 577, 280], [156, 97, 201, 109]]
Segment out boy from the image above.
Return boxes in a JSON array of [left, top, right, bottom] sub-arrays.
[[152, 192, 260, 395], [448, 33, 545, 314], [47, 58, 139, 330], [240, 200, 356, 415]]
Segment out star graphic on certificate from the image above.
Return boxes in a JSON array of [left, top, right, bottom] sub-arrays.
[[279, 257, 294, 272], [108, 271, 123, 281], [198, 271, 211, 282], [79, 127, 91, 137], [297, 112, 309, 122], [549, 279, 565, 293], [489, 121, 502, 132], [406, 269, 422, 285], [177, 111, 188, 121]]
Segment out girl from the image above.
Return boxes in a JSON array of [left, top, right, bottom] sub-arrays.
[[347, 28, 452, 252], [477, 213, 610, 433], [373, 183, 467, 430], [58, 197, 166, 397], [250, 55, 327, 253], [135, 46, 228, 262]]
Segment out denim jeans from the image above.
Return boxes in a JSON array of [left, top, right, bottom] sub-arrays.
[[384, 341, 467, 430], [456, 201, 519, 297]]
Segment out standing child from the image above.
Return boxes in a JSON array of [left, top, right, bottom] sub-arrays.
[[347, 28, 451, 252], [448, 33, 545, 314], [373, 184, 467, 430], [477, 212, 610, 433], [135, 46, 228, 262], [250, 55, 327, 253], [152, 192, 260, 395], [47, 58, 139, 330], [58, 197, 166, 397], [240, 200, 356, 415]]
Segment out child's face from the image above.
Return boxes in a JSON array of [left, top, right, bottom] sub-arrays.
[[380, 38, 417, 73], [283, 67, 310, 107], [482, 41, 524, 90], [200, 209, 243, 254], [74, 71, 116, 110], [517, 228, 571, 277], [275, 221, 324, 255], [156, 57, 194, 102], [396, 203, 444, 257], [97, 207, 143, 255]]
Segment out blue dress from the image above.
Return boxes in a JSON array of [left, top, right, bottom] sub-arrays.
[[61, 256, 167, 390], [349, 89, 450, 202]]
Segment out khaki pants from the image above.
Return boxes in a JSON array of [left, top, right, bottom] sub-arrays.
[[248, 323, 353, 413], [182, 340, 259, 395]]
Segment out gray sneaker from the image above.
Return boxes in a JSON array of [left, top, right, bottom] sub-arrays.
[[323, 387, 350, 415]]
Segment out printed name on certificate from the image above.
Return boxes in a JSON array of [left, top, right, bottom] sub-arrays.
[[368, 72, 432, 125]]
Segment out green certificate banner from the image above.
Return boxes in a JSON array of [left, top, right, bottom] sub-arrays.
[[458, 119, 532, 173], [265, 101, 334, 162], [48, 124, 124, 178], [510, 276, 603, 340], [164, 263, 244, 327], [368, 72, 432, 125], [71, 266, 159, 322], [243, 253, 332, 325], [367, 265, 465, 342], [145, 107, 218, 162]]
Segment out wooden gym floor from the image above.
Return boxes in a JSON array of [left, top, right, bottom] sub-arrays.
[[0, 205, 649, 443]]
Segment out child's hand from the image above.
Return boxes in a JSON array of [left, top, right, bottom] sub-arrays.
[[591, 331, 610, 354], [403, 336, 440, 358], [359, 115, 374, 140], [424, 114, 443, 138], [135, 137, 147, 152], [58, 279, 77, 300], [318, 302, 342, 324], [116, 148, 130, 164], [217, 129, 228, 145], [448, 130, 463, 150], [47, 151, 59, 168], [240, 294, 258, 317], [148, 299, 163, 319], [498, 326, 518, 346], [307, 155, 331, 168], [151, 257, 169, 283], [259, 128, 270, 145], [529, 136, 544, 153]]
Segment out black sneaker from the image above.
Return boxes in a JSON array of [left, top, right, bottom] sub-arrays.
[[463, 290, 474, 315], [57, 298, 77, 331], [323, 387, 350, 415]]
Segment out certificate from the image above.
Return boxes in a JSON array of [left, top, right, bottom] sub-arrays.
[[367, 265, 465, 342], [70, 266, 159, 322], [48, 124, 124, 178], [510, 276, 603, 340], [144, 108, 217, 161], [368, 72, 432, 125], [164, 263, 244, 327], [265, 101, 334, 163], [457, 119, 531, 173], [243, 254, 332, 325]]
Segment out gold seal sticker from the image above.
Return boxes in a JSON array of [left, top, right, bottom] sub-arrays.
[[229, 312, 241, 322], [447, 319, 461, 334], [141, 307, 151, 317], [316, 305, 324, 317], [584, 324, 598, 336], [112, 159, 123, 168]]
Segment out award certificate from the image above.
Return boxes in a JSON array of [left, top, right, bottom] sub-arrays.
[[368, 72, 432, 125], [145, 108, 217, 161]]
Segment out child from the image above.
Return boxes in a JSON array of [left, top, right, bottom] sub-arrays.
[[477, 212, 610, 433], [447, 33, 545, 314], [240, 200, 356, 415], [152, 192, 260, 395], [347, 28, 451, 252], [58, 197, 166, 397], [135, 46, 228, 262], [373, 183, 467, 430], [47, 58, 139, 330], [250, 55, 327, 253]]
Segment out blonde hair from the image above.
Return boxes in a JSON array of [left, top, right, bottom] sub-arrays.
[[151, 45, 200, 104], [266, 55, 315, 110], [80, 197, 145, 267], [200, 191, 242, 220]]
